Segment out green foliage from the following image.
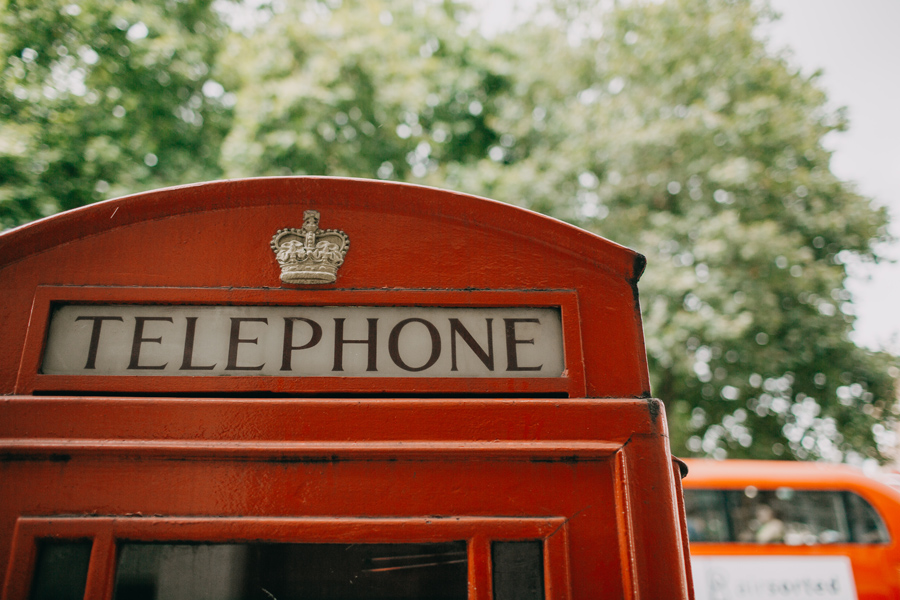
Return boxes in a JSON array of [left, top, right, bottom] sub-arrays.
[[218, 0, 509, 182], [2, 0, 896, 462], [0, 0, 231, 225], [509, 0, 898, 464]]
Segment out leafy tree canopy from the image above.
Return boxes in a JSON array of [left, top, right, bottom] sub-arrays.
[[0, 0, 230, 219], [1, 0, 896, 463]]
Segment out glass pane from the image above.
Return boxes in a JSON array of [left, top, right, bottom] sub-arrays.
[[845, 491, 890, 543], [682, 489, 730, 542], [30, 540, 92, 600], [113, 541, 467, 600], [726, 488, 849, 545], [491, 541, 544, 600]]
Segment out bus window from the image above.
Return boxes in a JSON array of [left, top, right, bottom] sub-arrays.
[[682, 489, 730, 542], [113, 542, 468, 600], [844, 491, 890, 544], [727, 488, 849, 545], [685, 488, 891, 546]]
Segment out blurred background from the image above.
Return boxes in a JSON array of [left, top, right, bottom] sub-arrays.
[[1, 0, 897, 466], [766, 0, 900, 359]]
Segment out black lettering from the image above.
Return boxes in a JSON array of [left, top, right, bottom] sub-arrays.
[[504, 318, 543, 372], [281, 317, 323, 371], [333, 318, 378, 372], [388, 318, 441, 372], [179, 316, 216, 370], [226, 317, 268, 370], [449, 318, 494, 371], [75, 315, 124, 369], [127, 316, 173, 370]]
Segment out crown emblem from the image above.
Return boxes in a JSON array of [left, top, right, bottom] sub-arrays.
[[271, 210, 349, 285]]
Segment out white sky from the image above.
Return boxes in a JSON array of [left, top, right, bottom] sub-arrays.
[[765, 0, 900, 355]]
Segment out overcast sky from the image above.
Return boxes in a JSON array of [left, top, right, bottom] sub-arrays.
[[766, 0, 900, 354]]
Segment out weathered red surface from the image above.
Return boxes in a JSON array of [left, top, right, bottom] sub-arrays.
[[0, 178, 690, 599]]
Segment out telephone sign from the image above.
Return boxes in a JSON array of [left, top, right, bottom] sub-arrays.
[[42, 305, 563, 378]]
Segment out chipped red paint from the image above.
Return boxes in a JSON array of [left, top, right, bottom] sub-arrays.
[[0, 178, 692, 599]]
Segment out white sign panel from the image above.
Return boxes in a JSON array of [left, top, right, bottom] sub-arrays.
[[691, 556, 857, 600], [41, 305, 564, 378]]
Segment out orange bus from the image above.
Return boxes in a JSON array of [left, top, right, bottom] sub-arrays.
[[683, 459, 900, 600]]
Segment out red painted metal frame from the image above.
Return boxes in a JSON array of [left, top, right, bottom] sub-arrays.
[[17, 286, 584, 397], [5, 516, 571, 600], [0, 179, 692, 599], [0, 396, 690, 600]]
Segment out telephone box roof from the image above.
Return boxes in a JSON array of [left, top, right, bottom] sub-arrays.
[[0, 177, 651, 398]]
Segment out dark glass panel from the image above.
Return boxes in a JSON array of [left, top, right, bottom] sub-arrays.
[[29, 540, 92, 600], [113, 541, 467, 600], [491, 541, 544, 600]]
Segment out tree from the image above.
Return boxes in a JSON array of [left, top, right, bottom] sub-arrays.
[[570, 0, 899, 463], [482, 0, 899, 463], [1, 0, 896, 462], [0, 0, 231, 226], [217, 0, 510, 183]]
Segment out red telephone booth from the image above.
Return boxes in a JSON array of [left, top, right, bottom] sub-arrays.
[[0, 178, 693, 599]]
